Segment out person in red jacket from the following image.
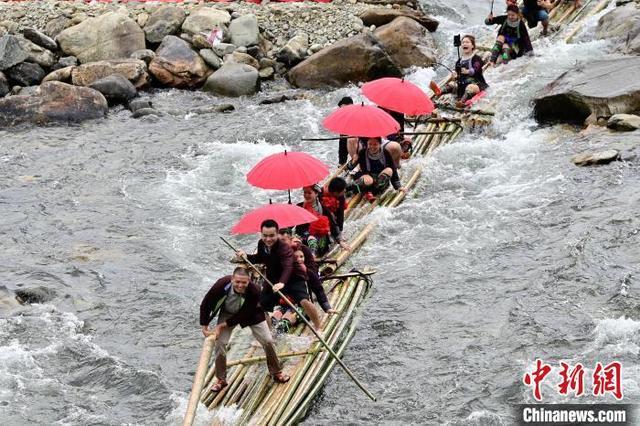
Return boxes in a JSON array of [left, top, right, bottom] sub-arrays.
[[200, 267, 290, 392]]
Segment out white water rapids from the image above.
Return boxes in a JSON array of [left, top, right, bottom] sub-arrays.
[[0, 1, 638, 424]]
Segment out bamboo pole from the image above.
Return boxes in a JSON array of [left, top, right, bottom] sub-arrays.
[[226, 349, 326, 368], [281, 280, 367, 425], [183, 336, 216, 426], [271, 279, 365, 425], [221, 237, 377, 402], [259, 281, 356, 426]]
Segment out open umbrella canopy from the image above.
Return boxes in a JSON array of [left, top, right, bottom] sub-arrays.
[[246, 151, 329, 190], [322, 103, 400, 137], [231, 203, 317, 235], [362, 77, 435, 115]]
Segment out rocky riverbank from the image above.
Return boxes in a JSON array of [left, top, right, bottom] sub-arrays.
[[0, 0, 439, 126], [533, 0, 640, 138]]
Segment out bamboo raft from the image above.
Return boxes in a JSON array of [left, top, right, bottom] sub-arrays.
[[183, 1, 610, 424]]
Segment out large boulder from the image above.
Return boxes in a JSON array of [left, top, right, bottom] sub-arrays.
[[533, 57, 640, 124], [0, 35, 28, 71], [15, 35, 56, 68], [228, 14, 259, 47], [359, 9, 439, 32], [22, 28, 58, 51], [6, 62, 46, 86], [287, 33, 402, 89], [277, 33, 309, 67], [596, 2, 640, 54], [0, 81, 108, 126], [71, 59, 149, 89], [56, 11, 146, 64], [181, 7, 231, 35], [203, 63, 259, 97], [144, 5, 186, 44], [88, 74, 137, 106], [149, 35, 211, 88], [374, 17, 437, 69]]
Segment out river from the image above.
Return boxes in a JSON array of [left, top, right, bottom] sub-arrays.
[[1, 1, 638, 424]]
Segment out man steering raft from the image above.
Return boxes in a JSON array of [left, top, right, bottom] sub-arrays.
[[200, 267, 290, 392]]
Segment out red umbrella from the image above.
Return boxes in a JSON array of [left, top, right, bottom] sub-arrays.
[[246, 151, 329, 190], [362, 77, 435, 115], [322, 103, 400, 137], [231, 203, 317, 235]]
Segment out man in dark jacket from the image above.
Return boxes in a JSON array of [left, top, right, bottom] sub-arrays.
[[278, 228, 337, 314], [200, 267, 289, 392], [236, 219, 299, 312]]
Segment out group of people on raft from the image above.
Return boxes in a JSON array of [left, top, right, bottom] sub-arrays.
[[198, 0, 582, 393], [430, 0, 580, 106], [199, 177, 352, 392]]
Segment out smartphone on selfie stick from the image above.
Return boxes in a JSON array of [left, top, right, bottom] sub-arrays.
[[453, 34, 464, 99]]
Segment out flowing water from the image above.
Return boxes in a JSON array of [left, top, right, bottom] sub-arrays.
[[1, 1, 639, 424]]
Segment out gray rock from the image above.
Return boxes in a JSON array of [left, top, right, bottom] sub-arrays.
[[15, 35, 56, 68], [15, 286, 57, 304], [148, 35, 211, 88], [259, 57, 276, 68], [277, 33, 309, 67], [229, 14, 259, 47], [259, 66, 274, 79], [181, 7, 231, 35], [0, 71, 8, 97], [57, 10, 146, 63], [534, 57, 640, 124], [42, 66, 74, 83], [359, 9, 439, 32], [191, 33, 212, 49], [235, 46, 247, 54], [202, 63, 259, 97], [288, 33, 402, 89], [199, 49, 222, 70], [0, 81, 108, 126], [6, 62, 46, 86], [188, 104, 235, 114], [132, 107, 161, 118], [374, 17, 437, 69], [596, 2, 640, 54], [15, 85, 39, 96], [130, 49, 156, 65], [72, 59, 150, 89], [224, 51, 259, 69], [44, 16, 74, 38], [128, 97, 153, 112], [309, 43, 324, 54], [212, 43, 236, 57], [572, 150, 620, 166], [0, 35, 28, 71], [88, 74, 137, 106], [52, 56, 78, 71], [607, 114, 640, 131], [22, 28, 57, 51]]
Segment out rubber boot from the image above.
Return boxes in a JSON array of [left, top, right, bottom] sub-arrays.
[[375, 174, 391, 194], [490, 40, 504, 64]]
